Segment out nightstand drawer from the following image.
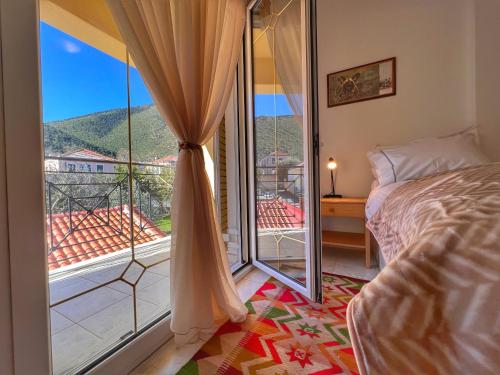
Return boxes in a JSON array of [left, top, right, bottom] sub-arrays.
[[321, 202, 364, 218]]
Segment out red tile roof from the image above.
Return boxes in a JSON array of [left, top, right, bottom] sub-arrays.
[[47, 206, 165, 271], [63, 148, 117, 162], [153, 155, 178, 165], [257, 198, 304, 229]]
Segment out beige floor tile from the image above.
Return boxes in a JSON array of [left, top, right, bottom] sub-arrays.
[[78, 296, 159, 341], [136, 277, 171, 309], [79, 263, 128, 285], [148, 261, 170, 277], [53, 285, 129, 323], [50, 309, 74, 335], [50, 275, 100, 305], [323, 247, 379, 280], [51, 324, 103, 375]]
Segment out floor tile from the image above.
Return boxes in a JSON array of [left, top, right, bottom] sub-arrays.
[[244, 268, 271, 284], [236, 274, 266, 302], [78, 296, 159, 342], [53, 285, 129, 323], [105, 270, 166, 295], [147, 261, 170, 277], [323, 247, 379, 280], [51, 324, 103, 375], [136, 277, 171, 310], [106, 280, 133, 295], [50, 309, 74, 335], [78, 263, 128, 285], [49, 276, 100, 305], [131, 337, 206, 375]]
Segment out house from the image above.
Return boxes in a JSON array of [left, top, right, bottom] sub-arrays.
[[258, 151, 289, 168], [152, 154, 177, 167], [45, 148, 118, 173], [1, 1, 499, 375]]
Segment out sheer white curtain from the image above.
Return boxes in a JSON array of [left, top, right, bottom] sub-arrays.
[[266, 0, 303, 117], [107, 0, 247, 345]]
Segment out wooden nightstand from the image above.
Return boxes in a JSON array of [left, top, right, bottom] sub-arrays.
[[321, 197, 371, 268]]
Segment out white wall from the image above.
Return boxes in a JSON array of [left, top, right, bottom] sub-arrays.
[[475, 0, 500, 161], [317, 0, 477, 199]]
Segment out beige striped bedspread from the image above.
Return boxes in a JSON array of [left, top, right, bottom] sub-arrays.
[[347, 163, 500, 375]]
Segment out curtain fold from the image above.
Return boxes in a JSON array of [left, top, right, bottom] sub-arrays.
[[107, 0, 247, 345], [265, 0, 303, 117]]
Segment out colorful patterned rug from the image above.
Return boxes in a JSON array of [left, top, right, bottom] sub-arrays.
[[178, 273, 367, 374]]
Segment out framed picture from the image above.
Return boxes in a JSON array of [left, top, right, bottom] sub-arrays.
[[327, 57, 396, 107]]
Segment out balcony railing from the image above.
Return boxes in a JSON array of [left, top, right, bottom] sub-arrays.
[[44, 157, 175, 270], [255, 165, 305, 228]]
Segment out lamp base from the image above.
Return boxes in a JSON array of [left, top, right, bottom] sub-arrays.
[[323, 193, 343, 198]]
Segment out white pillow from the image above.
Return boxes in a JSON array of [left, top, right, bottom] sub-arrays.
[[367, 127, 490, 187], [367, 150, 395, 187]]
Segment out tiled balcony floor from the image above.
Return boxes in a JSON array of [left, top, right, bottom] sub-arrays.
[[49, 247, 171, 375], [49, 238, 242, 375]]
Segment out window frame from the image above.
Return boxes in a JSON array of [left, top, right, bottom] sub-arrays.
[[214, 51, 251, 274], [1, 1, 51, 373]]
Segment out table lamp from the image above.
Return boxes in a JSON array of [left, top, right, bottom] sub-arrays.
[[323, 157, 342, 198]]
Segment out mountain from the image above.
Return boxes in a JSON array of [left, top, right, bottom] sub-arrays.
[[44, 105, 304, 162], [44, 105, 177, 162], [254, 115, 303, 161]]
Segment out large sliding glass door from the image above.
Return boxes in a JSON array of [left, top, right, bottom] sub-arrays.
[[39, 1, 249, 373], [40, 7, 174, 371], [246, 0, 319, 299]]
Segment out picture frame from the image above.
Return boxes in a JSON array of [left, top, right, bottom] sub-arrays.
[[327, 57, 396, 107]]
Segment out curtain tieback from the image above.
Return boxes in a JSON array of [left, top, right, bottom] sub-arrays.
[[178, 142, 202, 151]]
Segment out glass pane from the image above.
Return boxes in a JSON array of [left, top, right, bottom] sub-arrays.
[[129, 61, 173, 326], [39, 1, 157, 372], [251, 0, 307, 284]]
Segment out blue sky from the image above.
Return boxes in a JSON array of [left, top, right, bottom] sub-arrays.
[[40, 22, 292, 123]]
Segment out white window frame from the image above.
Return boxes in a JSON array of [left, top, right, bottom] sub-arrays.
[[244, 0, 320, 301], [1, 1, 51, 373], [214, 55, 250, 272]]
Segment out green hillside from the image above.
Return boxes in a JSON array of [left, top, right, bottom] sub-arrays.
[[44, 105, 177, 161], [44, 106, 303, 162], [254, 115, 303, 161]]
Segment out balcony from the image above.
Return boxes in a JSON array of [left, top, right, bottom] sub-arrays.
[[45, 157, 176, 374]]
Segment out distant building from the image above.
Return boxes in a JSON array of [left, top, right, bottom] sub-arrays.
[[149, 154, 178, 174], [153, 154, 178, 167], [258, 151, 289, 168], [45, 148, 118, 173]]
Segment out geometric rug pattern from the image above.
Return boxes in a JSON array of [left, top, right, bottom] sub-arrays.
[[178, 274, 367, 375]]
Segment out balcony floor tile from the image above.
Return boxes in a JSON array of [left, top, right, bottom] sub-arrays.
[[53, 285, 129, 323]]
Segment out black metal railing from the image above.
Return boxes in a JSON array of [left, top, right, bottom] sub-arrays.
[[255, 165, 305, 226], [256, 165, 304, 202], [45, 157, 175, 261]]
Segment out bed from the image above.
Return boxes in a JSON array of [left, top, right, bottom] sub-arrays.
[[365, 181, 407, 269], [346, 135, 500, 374], [347, 163, 500, 374]]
